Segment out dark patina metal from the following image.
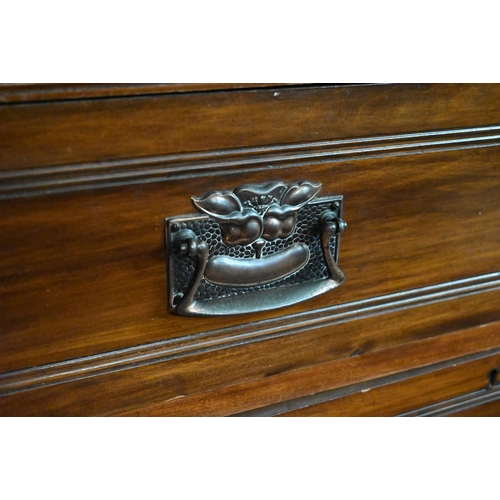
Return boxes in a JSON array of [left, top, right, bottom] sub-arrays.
[[165, 180, 347, 316]]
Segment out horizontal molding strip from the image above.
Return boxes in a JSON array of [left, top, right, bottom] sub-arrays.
[[1, 271, 500, 396], [399, 386, 500, 417], [1, 125, 500, 199]]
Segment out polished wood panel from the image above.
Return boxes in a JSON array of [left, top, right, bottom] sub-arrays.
[[1, 145, 499, 372], [1, 300, 500, 416], [2, 124, 500, 200], [1, 272, 498, 393], [121, 321, 500, 417], [0, 83, 300, 103], [278, 353, 500, 416], [2, 84, 500, 172], [400, 386, 500, 416], [2, 83, 500, 416]]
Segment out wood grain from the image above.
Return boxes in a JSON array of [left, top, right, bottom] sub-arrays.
[[0, 272, 500, 394], [0, 83, 303, 103], [1, 145, 499, 372], [123, 320, 500, 417], [2, 296, 500, 416], [278, 353, 500, 417], [400, 385, 500, 416], [2, 124, 500, 199], [2, 83, 500, 416], [2, 84, 500, 173], [1, 272, 499, 396]]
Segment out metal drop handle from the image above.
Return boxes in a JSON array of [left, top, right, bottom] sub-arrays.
[[165, 180, 347, 316]]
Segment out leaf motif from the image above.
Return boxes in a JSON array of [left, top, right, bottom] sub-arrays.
[[280, 181, 321, 208], [192, 191, 242, 218]]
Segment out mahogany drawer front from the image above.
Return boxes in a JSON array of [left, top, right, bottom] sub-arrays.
[[1, 83, 500, 416], [1, 135, 500, 373]]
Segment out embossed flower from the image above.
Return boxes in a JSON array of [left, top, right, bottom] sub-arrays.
[[192, 180, 321, 247]]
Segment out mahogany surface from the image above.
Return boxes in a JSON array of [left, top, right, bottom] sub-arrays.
[[1, 83, 499, 416]]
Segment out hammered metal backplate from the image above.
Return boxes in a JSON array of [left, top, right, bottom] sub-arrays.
[[165, 180, 347, 316]]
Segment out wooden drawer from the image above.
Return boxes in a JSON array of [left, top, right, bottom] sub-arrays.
[[1, 83, 500, 416]]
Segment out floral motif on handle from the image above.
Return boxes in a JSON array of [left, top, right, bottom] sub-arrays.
[[192, 181, 322, 247]]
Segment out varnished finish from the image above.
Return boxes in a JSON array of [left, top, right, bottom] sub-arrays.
[[277, 353, 500, 417], [0, 83, 302, 103], [2, 84, 500, 173], [2, 146, 499, 373], [1, 83, 500, 416], [1, 273, 499, 397], [2, 124, 500, 200]]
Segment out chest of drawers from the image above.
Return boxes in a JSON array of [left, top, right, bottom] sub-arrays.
[[1, 83, 500, 416]]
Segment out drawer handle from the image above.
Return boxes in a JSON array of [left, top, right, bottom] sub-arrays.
[[165, 180, 347, 316]]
